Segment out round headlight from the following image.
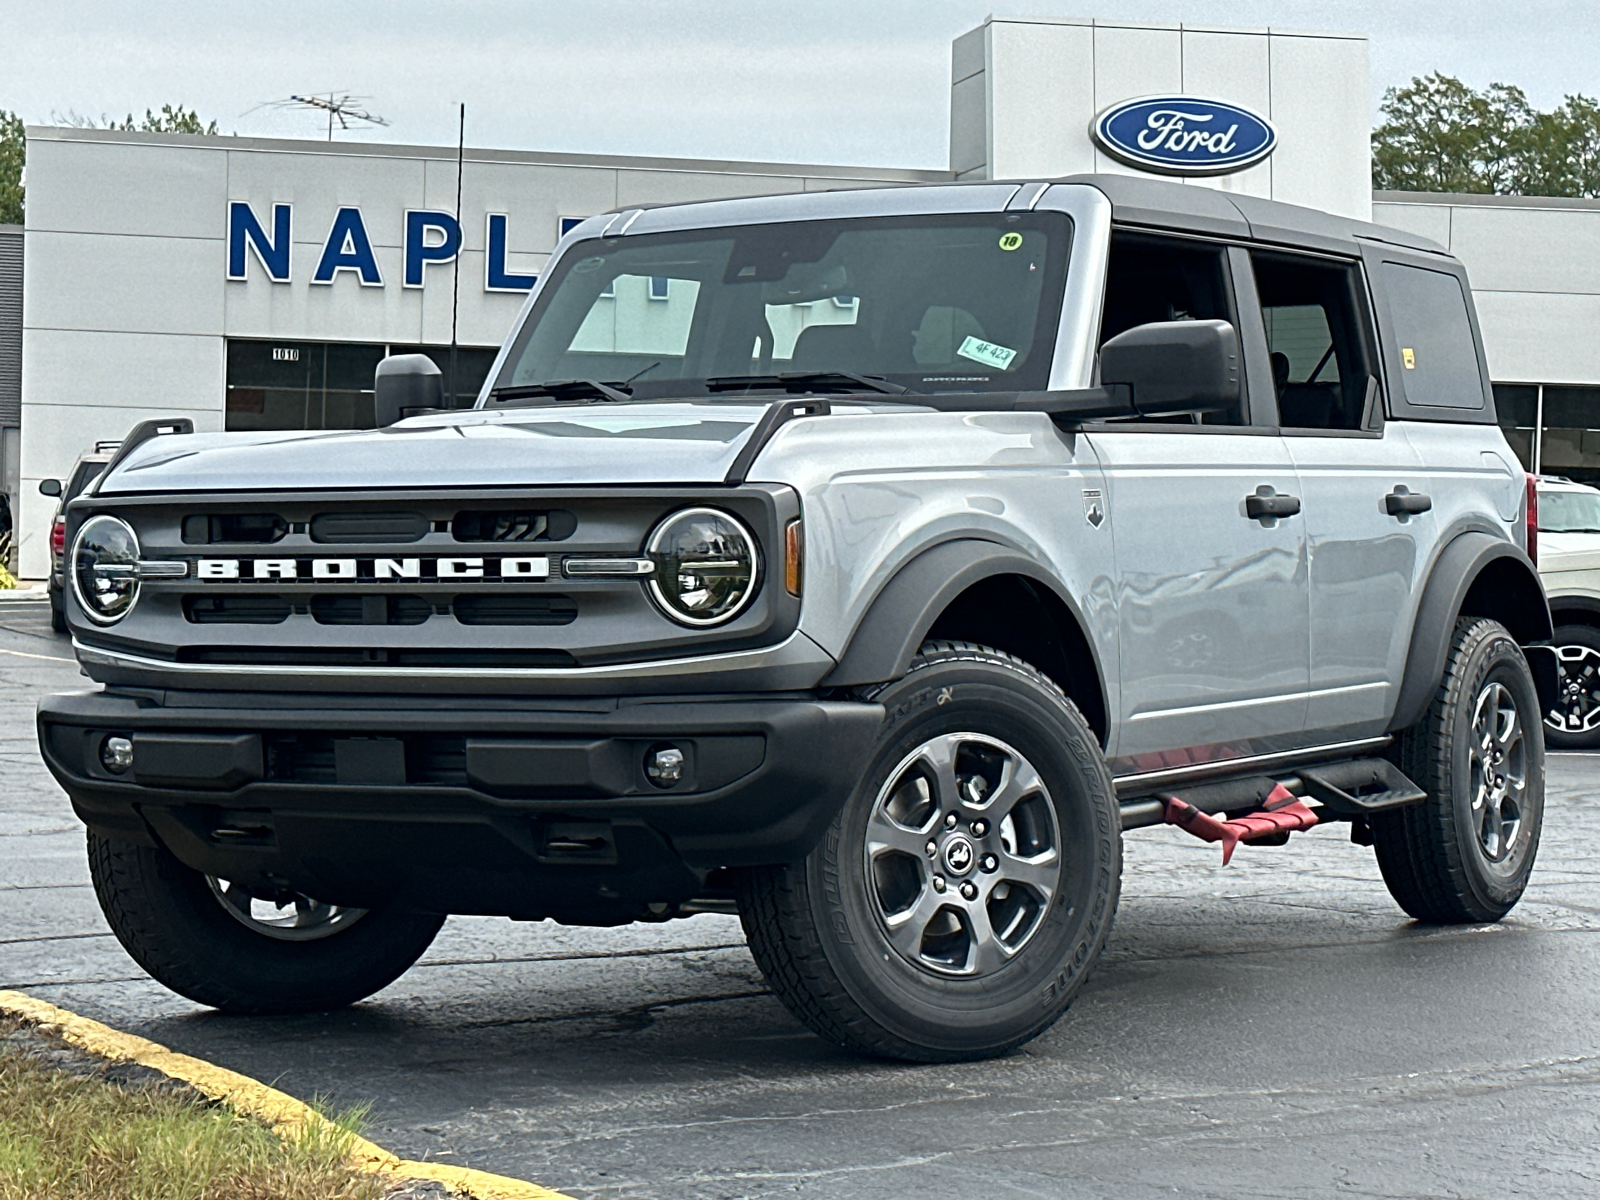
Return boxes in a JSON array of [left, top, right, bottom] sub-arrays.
[[646, 507, 760, 627], [71, 515, 141, 625]]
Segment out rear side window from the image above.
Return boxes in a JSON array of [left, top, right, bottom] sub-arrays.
[[1377, 263, 1485, 410], [1251, 252, 1374, 431], [66, 461, 106, 501]]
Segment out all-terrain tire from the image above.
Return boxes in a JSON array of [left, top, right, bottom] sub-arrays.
[[88, 830, 445, 1013], [1544, 623, 1600, 750], [737, 641, 1121, 1062], [1372, 617, 1544, 923]]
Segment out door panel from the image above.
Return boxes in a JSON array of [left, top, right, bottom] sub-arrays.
[[1091, 430, 1309, 760], [1287, 425, 1437, 735]]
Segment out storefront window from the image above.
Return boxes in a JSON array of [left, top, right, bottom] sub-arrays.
[[1489, 382, 1600, 486], [225, 340, 497, 431]]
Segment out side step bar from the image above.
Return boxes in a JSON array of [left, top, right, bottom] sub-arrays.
[[1118, 756, 1428, 831]]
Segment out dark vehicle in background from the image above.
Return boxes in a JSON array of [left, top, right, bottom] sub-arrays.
[[38, 442, 118, 632]]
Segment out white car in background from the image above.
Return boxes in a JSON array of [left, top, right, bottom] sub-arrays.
[[1538, 476, 1600, 748]]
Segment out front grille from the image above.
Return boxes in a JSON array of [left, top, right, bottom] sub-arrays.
[[174, 646, 578, 668], [183, 595, 291, 624], [181, 513, 287, 544], [452, 594, 577, 626], [452, 509, 576, 542], [179, 593, 576, 627], [310, 511, 429, 543], [309, 595, 433, 626]]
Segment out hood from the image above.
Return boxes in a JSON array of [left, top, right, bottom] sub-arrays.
[[96, 403, 776, 495], [1539, 530, 1600, 574]]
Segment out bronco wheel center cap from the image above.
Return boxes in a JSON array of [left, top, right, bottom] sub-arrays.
[[942, 833, 976, 877]]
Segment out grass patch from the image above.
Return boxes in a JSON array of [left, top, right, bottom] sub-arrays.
[[0, 1019, 387, 1200]]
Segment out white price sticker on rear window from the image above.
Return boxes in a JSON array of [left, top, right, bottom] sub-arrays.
[[957, 336, 1017, 371]]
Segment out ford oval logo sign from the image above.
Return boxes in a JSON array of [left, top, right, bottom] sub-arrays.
[[1091, 96, 1277, 177]]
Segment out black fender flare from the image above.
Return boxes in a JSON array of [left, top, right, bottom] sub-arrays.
[[1389, 532, 1555, 732], [821, 538, 1107, 711]]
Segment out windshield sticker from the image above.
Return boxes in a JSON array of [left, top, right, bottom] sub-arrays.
[[998, 232, 1024, 251], [958, 336, 1018, 371]]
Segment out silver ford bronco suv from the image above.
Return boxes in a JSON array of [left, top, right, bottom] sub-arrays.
[[39, 176, 1557, 1062]]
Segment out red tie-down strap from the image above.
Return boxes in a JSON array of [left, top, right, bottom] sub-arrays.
[[1161, 783, 1319, 865]]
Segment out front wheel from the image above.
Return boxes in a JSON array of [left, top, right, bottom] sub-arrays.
[[88, 831, 445, 1013], [738, 642, 1121, 1062], [1373, 617, 1545, 923]]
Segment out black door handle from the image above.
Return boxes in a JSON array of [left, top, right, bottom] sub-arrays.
[[1246, 491, 1301, 520], [1385, 490, 1433, 516]]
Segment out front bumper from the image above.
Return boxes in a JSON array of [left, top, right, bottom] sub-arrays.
[[39, 687, 884, 924]]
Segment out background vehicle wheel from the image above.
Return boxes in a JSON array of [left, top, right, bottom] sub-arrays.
[[738, 641, 1121, 1062], [49, 595, 66, 634], [1372, 617, 1545, 923], [1544, 624, 1600, 749], [88, 830, 445, 1013]]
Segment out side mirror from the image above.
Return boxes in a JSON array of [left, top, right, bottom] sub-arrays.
[[38, 479, 62, 497], [1099, 319, 1241, 417], [373, 354, 445, 428]]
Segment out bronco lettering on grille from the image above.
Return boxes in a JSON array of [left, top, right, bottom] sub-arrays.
[[194, 556, 551, 581]]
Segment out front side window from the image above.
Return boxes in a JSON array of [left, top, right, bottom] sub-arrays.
[[493, 213, 1073, 396]]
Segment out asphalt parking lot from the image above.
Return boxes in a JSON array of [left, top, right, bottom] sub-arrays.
[[4, 595, 1599, 1200]]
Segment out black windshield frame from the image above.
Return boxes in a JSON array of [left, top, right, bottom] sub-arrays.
[[486, 211, 1074, 402]]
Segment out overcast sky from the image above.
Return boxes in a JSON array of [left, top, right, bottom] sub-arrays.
[[4, 1, 1598, 169]]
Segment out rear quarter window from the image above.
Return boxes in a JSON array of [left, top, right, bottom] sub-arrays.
[[1377, 262, 1486, 410]]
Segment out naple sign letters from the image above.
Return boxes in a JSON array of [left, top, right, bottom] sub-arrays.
[[225, 202, 576, 293], [1090, 96, 1277, 177]]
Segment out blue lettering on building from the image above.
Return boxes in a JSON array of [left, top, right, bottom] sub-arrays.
[[485, 214, 537, 292], [403, 210, 462, 288], [227, 201, 291, 282], [312, 207, 384, 286], [1091, 96, 1276, 177]]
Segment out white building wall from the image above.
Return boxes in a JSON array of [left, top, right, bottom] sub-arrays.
[[1372, 193, 1600, 387], [950, 16, 1371, 220], [18, 128, 944, 577]]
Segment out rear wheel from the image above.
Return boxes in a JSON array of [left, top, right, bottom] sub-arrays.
[[738, 642, 1120, 1062], [88, 830, 444, 1013], [1544, 623, 1600, 749], [1373, 617, 1544, 923]]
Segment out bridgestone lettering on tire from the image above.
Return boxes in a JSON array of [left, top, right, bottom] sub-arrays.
[[87, 831, 445, 1013], [737, 641, 1121, 1062], [1373, 617, 1545, 924]]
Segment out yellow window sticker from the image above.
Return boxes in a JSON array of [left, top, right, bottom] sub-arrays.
[[1402, 347, 1416, 369], [958, 336, 1018, 370], [998, 231, 1024, 251]]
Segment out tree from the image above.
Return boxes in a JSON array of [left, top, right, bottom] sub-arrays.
[[109, 104, 219, 136], [0, 110, 22, 226], [1373, 73, 1600, 198]]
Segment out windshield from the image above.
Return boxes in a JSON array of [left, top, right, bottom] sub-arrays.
[[491, 212, 1072, 399], [1540, 488, 1600, 533]]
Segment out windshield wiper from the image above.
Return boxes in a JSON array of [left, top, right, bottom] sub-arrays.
[[488, 379, 633, 404], [705, 371, 909, 396]]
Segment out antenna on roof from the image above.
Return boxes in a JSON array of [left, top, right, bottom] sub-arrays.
[[263, 93, 390, 141]]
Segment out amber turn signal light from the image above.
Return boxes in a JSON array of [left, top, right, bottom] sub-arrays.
[[784, 519, 803, 597]]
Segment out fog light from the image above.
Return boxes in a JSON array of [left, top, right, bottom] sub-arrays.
[[100, 736, 133, 774], [646, 745, 685, 787]]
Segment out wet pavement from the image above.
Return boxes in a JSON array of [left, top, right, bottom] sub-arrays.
[[4, 596, 1599, 1199]]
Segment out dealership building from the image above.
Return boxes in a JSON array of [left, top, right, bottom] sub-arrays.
[[9, 13, 1600, 578]]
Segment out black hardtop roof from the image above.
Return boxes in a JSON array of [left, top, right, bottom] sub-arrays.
[[1057, 173, 1448, 258]]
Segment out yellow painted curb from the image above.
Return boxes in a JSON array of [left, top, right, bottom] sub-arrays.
[[0, 990, 575, 1200]]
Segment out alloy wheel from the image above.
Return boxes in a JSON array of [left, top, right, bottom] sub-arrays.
[[1470, 681, 1527, 863], [863, 732, 1062, 977], [206, 877, 368, 942]]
